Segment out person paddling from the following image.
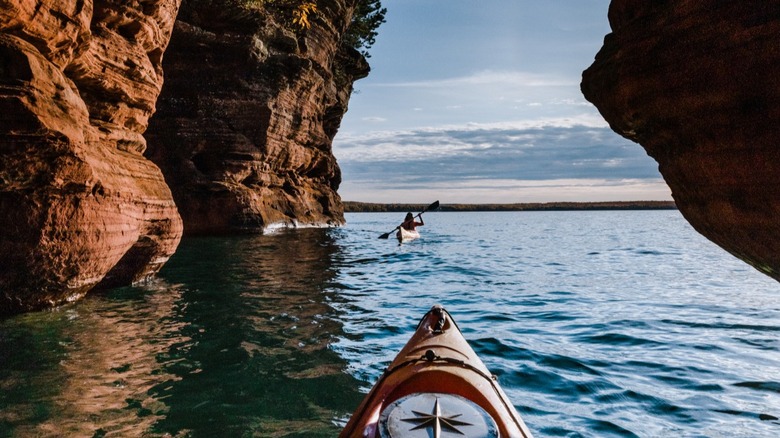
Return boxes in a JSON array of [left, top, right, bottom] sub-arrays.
[[378, 201, 438, 239], [401, 212, 424, 231]]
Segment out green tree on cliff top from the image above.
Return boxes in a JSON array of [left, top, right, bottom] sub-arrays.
[[251, 0, 386, 57], [186, 0, 385, 57], [344, 0, 386, 58]]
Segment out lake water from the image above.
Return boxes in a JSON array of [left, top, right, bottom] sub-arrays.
[[1, 211, 779, 437]]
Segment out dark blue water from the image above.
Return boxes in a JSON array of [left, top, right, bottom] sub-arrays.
[[2, 211, 779, 437]]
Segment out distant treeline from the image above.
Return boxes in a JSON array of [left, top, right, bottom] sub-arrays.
[[344, 201, 677, 212]]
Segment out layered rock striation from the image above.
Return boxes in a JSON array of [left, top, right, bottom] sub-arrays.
[[582, 1, 780, 281], [0, 0, 183, 314], [145, 0, 369, 234], [1, 0, 371, 314]]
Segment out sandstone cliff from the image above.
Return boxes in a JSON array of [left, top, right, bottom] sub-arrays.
[[145, 0, 369, 234], [0, 0, 183, 314], [1, 0, 372, 314], [582, 1, 780, 281]]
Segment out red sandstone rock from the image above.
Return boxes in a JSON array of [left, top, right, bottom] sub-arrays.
[[145, 1, 369, 234], [0, 0, 183, 314], [582, 0, 780, 281]]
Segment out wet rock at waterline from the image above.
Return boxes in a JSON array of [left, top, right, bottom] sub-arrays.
[[145, 1, 369, 234], [0, 0, 183, 314]]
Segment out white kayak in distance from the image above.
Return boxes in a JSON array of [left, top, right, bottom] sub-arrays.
[[377, 201, 439, 241], [396, 227, 420, 243]]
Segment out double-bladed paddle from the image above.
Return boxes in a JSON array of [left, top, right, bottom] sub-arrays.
[[378, 200, 440, 239]]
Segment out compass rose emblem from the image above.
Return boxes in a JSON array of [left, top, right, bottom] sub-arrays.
[[401, 397, 474, 437], [379, 392, 498, 438]]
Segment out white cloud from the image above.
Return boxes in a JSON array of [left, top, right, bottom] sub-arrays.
[[368, 70, 578, 89], [332, 1, 634, 204], [342, 69, 602, 136], [338, 119, 595, 162], [551, 98, 594, 107], [334, 119, 670, 203], [340, 178, 671, 204]]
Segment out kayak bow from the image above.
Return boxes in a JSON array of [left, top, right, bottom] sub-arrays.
[[340, 305, 534, 438]]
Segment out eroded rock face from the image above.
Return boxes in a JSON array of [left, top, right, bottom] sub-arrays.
[[582, 1, 780, 281], [145, 0, 369, 234], [0, 0, 183, 314]]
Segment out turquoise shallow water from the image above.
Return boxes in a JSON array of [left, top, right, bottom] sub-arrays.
[[1, 210, 779, 437]]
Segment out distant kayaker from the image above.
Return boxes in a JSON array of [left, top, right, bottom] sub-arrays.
[[401, 212, 424, 231]]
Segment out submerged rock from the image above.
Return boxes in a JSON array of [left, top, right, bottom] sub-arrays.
[[582, 1, 780, 281], [0, 0, 183, 314], [145, 0, 369, 234]]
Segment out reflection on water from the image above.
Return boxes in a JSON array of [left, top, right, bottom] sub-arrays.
[[0, 229, 364, 437], [5, 211, 779, 437], [0, 286, 186, 437]]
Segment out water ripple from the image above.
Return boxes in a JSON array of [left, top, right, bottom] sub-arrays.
[[3, 212, 780, 437], [332, 211, 780, 437]]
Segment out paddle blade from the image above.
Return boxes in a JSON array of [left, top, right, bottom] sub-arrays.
[[378, 232, 391, 239], [425, 200, 440, 212]]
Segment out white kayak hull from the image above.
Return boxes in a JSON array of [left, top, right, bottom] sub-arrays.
[[396, 227, 420, 243]]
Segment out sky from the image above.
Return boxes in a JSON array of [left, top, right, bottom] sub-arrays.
[[333, 0, 673, 204]]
